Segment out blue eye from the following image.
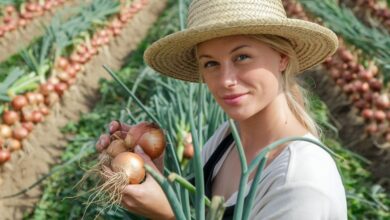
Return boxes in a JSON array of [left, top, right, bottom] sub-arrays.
[[204, 61, 217, 68], [236, 54, 249, 61]]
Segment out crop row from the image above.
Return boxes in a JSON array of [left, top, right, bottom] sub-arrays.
[[0, 0, 150, 165], [31, 1, 389, 218], [284, 0, 390, 149], [0, 0, 70, 38]]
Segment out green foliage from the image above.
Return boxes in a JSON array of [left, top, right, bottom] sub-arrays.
[[299, 0, 390, 85], [29, 0, 389, 219], [0, 0, 119, 99]]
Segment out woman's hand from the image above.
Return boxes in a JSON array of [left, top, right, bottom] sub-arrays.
[[95, 120, 173, 219], [96, 120, 130, 152], [120, 146, 175, 220], [95, 120, 165, 172]]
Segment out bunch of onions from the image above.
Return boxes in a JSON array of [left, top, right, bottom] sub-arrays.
[[82, 121, 166, 206]]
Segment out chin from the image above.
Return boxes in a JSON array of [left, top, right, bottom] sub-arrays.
[[225, 111, 253, 122]]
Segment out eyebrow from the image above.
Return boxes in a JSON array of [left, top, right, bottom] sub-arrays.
[[198, 45, 250, 59]]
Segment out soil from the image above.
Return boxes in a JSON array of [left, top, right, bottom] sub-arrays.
[[0, 0, 168, 219], [302, 66, 390, 188], [0, 0, 86, 63]]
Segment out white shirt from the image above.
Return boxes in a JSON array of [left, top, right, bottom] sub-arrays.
[[201, 121, 348, 220]]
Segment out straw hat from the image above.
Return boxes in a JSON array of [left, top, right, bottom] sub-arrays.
[[144, 0, 338, 82]]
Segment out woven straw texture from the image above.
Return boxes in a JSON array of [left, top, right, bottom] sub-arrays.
[[144, 0, 338, 82]]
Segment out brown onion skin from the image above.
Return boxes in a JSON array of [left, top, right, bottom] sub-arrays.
[[31, 111, 43, 123], [0, 149, 11, 164], [0, 125, 12, 138], [137, 126, 166, 159], [26, 92, 38, 105], [6, 139, 22, 152], [13, 127, 29, 140], [111, 152, 145, 184], [126, 122, 154, 143], [54, 82, 68, 96], [107, 139, 127, 158], [2, 111, 19, 125], [12, 95, 28, 110], [40, 106, 50, 115], [40, 83, 54, 95], [44, 92, 60, 106], [22, 122, 34, 132], [183, 132, 194, 159]]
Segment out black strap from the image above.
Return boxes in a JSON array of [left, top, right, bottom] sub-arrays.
[[203, 133, 234, 198], [202, 133, 237, 219], [187, 133, 237, 219]]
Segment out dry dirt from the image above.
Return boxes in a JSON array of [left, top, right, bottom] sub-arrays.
[[0, 0, 167, 219]]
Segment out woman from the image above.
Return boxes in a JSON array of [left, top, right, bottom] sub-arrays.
[[96, 0, 347, 219]]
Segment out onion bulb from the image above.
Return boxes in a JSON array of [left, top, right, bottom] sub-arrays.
[[0, 149, 11, 165], [2, 111, 19, 125], [0, 125, 12, 138], [111, 152, 145, 184], [183, 132, 194, 159], [40, 83, 54, 95], [136, 123, 166, 159], [13, 127, 29, 140], [12, 95, 28, 110], [106, 139, 127, 158], [5, 139, 21, 152]]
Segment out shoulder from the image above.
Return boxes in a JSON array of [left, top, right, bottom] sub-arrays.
[[201, 121, 230, 165], [252, 134, 347, 219], [286, 134, 342, 188]]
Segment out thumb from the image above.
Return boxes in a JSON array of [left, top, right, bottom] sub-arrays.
[[134, 145, 160, 171], [134, 145, 152, 162]]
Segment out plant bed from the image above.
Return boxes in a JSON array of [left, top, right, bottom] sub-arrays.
[[340, 0, 390, 30], [0, 0, 167, 219], [283, 0, 390, 186], [302, 67, 390, 186], [0, 0, 83, 62], [30, 1, 389, 219]]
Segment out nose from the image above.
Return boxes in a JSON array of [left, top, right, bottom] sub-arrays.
[[220, 62, 237, 88]]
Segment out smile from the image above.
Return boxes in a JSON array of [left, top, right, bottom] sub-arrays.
[[222, 93, 247, 105]]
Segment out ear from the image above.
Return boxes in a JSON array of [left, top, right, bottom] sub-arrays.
[[279, 54, 289, 72]]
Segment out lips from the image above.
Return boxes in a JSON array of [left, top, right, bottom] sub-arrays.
[[222, 93, 248, 105]]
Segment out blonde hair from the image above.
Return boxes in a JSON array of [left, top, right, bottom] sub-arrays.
[[250, 35, 321, 137]]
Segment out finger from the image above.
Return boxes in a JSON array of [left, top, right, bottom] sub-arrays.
[[96, 134, 110, 152], [109, 120, 121, 134], [134, 146, 161, 173], [109, 120, 131, 134], [134, 145, 152, 163], [153, 151, 165, 173]]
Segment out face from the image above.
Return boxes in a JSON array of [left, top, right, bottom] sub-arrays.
[[197, 35, 288, 121]]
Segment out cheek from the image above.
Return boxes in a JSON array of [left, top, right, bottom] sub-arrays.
[[253, 72, 281, 99]]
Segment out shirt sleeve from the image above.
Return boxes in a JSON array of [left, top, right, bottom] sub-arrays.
[[253, 183, 344, 220]]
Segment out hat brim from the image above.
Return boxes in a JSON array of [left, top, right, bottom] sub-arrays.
[[144, 18, 338, 82]]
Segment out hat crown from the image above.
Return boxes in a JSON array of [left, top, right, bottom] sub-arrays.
[[187, 0, 287, 28]]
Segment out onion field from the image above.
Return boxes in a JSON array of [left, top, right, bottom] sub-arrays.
[[0, 0, 389, 219]]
